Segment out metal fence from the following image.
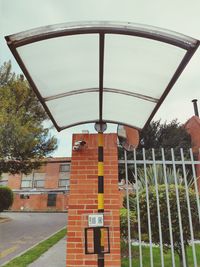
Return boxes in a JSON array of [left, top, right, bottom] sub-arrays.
[[119, 148, 200, 267]]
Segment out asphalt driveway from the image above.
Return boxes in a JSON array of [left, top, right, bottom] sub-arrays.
[[0, 212, 67, 266]]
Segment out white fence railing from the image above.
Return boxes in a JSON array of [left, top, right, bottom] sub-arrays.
[[119, 148, 200, 267]]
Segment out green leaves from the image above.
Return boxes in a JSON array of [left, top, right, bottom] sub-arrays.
[[138, 120, 191, 160], [129, 185, 199, 256], [0, 61, 57, 174], [0, 61, 15, 87], [0, 186, 14, 212], [120, 208, 137, 241]]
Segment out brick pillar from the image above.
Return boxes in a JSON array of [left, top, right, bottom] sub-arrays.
[[66, 133, 121, 267]]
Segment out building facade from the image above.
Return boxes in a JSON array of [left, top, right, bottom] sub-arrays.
[[0, 157, 71, 211]]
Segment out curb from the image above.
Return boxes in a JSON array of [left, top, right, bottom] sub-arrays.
[[1, 227, 66, 266]]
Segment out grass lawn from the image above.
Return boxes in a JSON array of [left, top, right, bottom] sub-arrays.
[[2, 228, 66, 267], [121, 244, 200, 267]]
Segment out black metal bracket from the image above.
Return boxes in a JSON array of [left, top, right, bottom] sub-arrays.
[[85, 226, 110, 255]]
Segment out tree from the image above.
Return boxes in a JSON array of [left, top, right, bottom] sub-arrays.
[[0, 186, 14, 212], [0, 61, 57, 175], [0, 60, 15, 86], [138, 119, 191, 159], [118, 120, 192, 182]]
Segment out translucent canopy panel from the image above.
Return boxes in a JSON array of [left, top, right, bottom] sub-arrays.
[[17, 34, 99, 98], [104, 35, 186, 99], [5, 22, 200, 131], [46, 92, 99, 128], [103, 92, 156, 128]]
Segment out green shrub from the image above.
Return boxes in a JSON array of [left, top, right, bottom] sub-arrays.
[[138, 185, 199, 246], [137, 185, 199, 267], [120, 208, 137, 257], [0, 186, 14, 212], [122, 185, 199, 267], [120, 208, 137, 241]]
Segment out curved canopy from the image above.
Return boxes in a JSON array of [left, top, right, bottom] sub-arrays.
[[5, 21, 200, 131]]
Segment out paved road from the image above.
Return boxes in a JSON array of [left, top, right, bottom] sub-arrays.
[[0, 212, 67, 266]]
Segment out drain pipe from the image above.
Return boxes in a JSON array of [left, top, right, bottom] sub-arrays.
[[192, 99, 199, 117]]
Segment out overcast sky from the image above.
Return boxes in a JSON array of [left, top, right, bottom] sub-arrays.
[[1, 0, 200, 156]]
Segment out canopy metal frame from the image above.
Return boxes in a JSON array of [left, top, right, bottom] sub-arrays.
[[5, 21, 200, 131]]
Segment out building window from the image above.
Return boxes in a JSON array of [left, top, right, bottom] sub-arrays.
[[60, 164, 70, 172], [0, 173, 9, 186], [59, 163, 70, 190], [47, 193, 57, 207], [34, 180, 45, 188], [58, 179, 70, 188], [21, 173, 33, 188], [21, 180, 33, 188], [21, 171, 45, 188], [33, 172, 45, 188]]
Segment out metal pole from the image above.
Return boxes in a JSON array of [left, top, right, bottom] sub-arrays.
[[142, 148, 154, 267], [161, 148, 176, 267], [171, 149, 187, 267], [124, 149, 132, 267], [97, 131, 104, 267], [180, 148, 197, 267], [134, 149, 143, 267], [192, 99, 199, 117], [152, 149, 165, 267]]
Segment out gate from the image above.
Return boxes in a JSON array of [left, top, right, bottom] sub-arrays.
[[119, 148, 200, 267]]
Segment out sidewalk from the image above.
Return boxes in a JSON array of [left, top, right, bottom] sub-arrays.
[[28, 237, 66, 267]]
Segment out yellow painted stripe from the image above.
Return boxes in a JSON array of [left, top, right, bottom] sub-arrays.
[[98, 193, 104, 210], [98, 133, 103, 147], [0, 245, 19, 259], [101, 228, 105, 247], [98, 162, 104, 176]]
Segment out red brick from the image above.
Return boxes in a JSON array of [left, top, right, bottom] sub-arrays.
[[67, 133, 121, 266], [85, 260, 97, 265], [8, 158, 71, 211]]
